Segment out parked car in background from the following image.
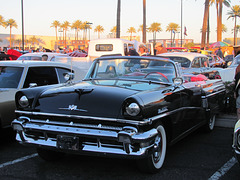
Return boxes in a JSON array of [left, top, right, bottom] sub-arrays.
[[159, 52, 222, 79], [0, 61, 82, 132], [12, 56, 225, 173], [224, 55, 234, 67], [17, 52, 68, 61], [207, 54, 225, 68]]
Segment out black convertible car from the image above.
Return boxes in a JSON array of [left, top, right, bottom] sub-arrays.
[[12, 56, 225, 173]]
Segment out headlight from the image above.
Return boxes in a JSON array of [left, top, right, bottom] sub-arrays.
[[126, 103, 140, 116], [18, 95, 29, 108]]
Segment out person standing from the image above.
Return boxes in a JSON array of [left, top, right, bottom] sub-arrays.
[[216, 47, 223, 59], [155, 43, 167, 55]]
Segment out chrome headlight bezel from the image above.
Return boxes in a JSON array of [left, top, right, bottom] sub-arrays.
[[18, 95, 29, 108], [125, 102, 141, 117]]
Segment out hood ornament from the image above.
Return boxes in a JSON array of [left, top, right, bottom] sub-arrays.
[[59, 105, 87, 112]]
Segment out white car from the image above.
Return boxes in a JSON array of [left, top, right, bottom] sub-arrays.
[[217, 54, 240, 82], [17, 52, 68, 61], [159, 52, 222, 79], [0, 61, 82, 131]]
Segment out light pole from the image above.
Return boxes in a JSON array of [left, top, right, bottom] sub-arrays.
[[143, 0, 146, 43], [21, 0, 24, 51], [181, 0, 183, 47], [86, 22, 93, 41]]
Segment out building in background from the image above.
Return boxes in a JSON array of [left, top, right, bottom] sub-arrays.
[[149, 38, 194, 48], [0, 34, 89, 51]]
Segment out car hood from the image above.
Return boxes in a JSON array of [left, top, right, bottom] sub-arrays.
[[35, 80, 168, 118]]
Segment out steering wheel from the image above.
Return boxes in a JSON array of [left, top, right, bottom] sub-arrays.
[[144, 72, 169, 82]]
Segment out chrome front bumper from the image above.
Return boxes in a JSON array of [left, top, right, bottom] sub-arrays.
[[12, 116, 159, 158]]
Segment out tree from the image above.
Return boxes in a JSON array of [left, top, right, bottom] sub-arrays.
[[94, 25, 104, 39], [111, 26, 117, 38], [227, 5, 240, 45], [148, 22, 162, 47], [71, 20, 82, 40], [210, 0, 231, 42], [0, 15, 6, 28], [50, 20, 60, 42], [201, 0, 210, 48], [216, 24, 227, 33], [127, 27, 136, 41], [62, 21, 71, 48], [14, 39, 22, 49], [29, 36, 39, 48], [81, 21, 92, 40], [166, 23, 180, 47], [5, 19, 18, 48]]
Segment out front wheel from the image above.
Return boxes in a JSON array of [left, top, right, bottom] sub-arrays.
[[137, 123, 167, 173], [37, 147, 65, 161]]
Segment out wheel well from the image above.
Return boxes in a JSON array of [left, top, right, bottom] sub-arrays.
[[153, 117, 172, 144]]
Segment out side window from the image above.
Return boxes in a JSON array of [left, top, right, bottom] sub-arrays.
[[201, 58, 208, 67], [191, 58, 200, 68], [23, 67, 58, 88], [56, 67, 73, 83]]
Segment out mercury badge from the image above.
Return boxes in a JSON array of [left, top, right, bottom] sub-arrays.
[[59, 105, 87, 112]]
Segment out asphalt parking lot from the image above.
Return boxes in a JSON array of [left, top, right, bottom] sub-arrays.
[[0, 120, 240, 180]]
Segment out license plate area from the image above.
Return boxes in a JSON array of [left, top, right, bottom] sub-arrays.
[[57, 135, 79, 150]]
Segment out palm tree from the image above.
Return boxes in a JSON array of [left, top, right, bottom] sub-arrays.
[[216, 24, 227, 33], [50, 20, 60, 42], [81, 21, 91, 40], [5, 19, 18, 48], [166, 23, 180, 47], [116, 0, 121, 38], [210, 0, 230, 42], [71, 20, 82, 40], [29, 36, 39, 48], [111, 26, 117, 38], [0, 15, 6, 28], [94, 25, 104, 39], [138, 24, 148, 41], [62, 21, 71, 48], [227, 5, 240, 45], [14, 39, 22, 49], [148, 22, 162, 47], [201, 0, 210, 48], [127, 27, 136, 41]]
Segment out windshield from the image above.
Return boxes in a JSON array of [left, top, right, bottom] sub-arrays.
[[18, 56, 42, 61], [0, 66, 23, 88], [86, 58, 176, 83], [165, 56, 191, 68], [230, 54, 240, 67]]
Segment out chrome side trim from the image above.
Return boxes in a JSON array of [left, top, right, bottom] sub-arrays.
[[205, 89, 225, 98]]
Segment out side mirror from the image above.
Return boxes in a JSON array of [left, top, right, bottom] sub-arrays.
[[173, 77, 183, 86], [64, 72, 74, 82]]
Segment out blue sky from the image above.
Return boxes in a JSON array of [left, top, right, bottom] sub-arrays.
[[0, 0, 239, 43]]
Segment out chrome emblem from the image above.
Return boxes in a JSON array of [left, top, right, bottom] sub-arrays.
[[59, 105, 87, 112]]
